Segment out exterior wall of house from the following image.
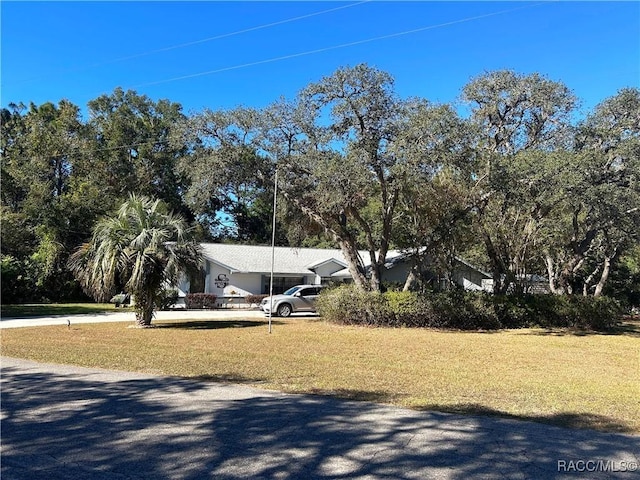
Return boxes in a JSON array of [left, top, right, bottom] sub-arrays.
[[480, 278, 550, 294], [205, 262, 262, 298], [481, 279, 494, 292], [313, 263, 343, 279], [261, 274, 319, 294], [312, 263, 344, 285], [305, 274, 321, 285], [453, 264, 490, 291], [199, 251, 498, 297], [526, 282, 549, 294], [204, 259, 320, 298], [381, 261, 411, 285], [223, 273, 264, 297]]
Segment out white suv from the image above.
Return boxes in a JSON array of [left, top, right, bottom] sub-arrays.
[[260, 285, 324, 317]]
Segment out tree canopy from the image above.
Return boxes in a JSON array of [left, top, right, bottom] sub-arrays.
[[2, 67, 638, 305]]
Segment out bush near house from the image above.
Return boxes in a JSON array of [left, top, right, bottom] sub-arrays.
[[156, 289, 180, 310], [316, 285, 622, 331], [245, 294, 268, 307], [185, 293, 217, 309], [315, 286, 394, 326]]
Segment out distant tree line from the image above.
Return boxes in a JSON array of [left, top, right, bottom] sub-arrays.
[[2, 66, 639, 307]]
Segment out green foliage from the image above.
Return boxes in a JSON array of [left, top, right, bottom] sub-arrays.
[[185, 293, 217, 309], [0, 101, 100, 302], [318, 285, 622, 331], [384, 290, 431, 327], [68, 194, 202, 326], [427, 291, 501, 330], [316, 284, 395, 326], [545, 295, 623, 330], [264, 64, 410, 291], [87, 88, 191, 217], [462, 71, 579, 294], [156, 289, 180, 310], [605, 246, 640, 311], [176, 106, 271, 241], [1, 255, 44, 303], [2, 70, 638, 307]]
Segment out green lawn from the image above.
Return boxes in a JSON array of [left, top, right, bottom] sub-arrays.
[[1, 303, 127, 318], [2, 316, 638, 434]]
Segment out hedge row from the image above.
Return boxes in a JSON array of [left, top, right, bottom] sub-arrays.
[[185, 293, 218, 309], [316, 285, 622, 331], [245, 294, 268, 306]]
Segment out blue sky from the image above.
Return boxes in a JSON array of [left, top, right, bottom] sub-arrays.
[[2, 1, 638, 119]]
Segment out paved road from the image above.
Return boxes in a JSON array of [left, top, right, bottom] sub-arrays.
[[1, 357, 638, 480]]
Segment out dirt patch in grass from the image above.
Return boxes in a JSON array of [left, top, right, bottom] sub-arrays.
[[2, 317, 638, 434]]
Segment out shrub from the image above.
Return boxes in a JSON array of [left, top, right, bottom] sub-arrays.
[[384, 291, 433, 327], [491, 294, 539, 328], [550, 295, 622, 331], [491, 294, 622, 331], [1, 255, 47, 304], [427, 291, 501, 330], [317, 284, 622, 331], [156, 289, 179, 310], [185, 293, 217, 309], [316, 284, 394, 326], [245, 294, 268, 307]]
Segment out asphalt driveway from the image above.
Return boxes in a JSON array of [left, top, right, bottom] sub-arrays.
[[1, 356, 638, 480]]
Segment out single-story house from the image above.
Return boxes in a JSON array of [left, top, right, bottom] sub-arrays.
[[176, 243, 493, 307]]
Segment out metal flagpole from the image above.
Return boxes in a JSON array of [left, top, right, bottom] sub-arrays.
[[268, 168, 278, 334]]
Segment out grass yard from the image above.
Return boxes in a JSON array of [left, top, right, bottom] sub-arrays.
[[1, 303, 125, 318], [1, 317, 638, 434]]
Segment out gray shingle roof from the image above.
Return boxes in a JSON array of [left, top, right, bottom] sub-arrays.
[[199, 243, 403, 276]]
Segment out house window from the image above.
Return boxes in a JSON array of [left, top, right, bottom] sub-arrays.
[[262, 276, 304, 295]]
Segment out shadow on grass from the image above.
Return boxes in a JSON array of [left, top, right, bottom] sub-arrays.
[[1, 304, 122, 318], [305, 388, 403, 403], [155, 320, 283, 330], [193, 373, 269, 384], [282, 389, 636, 434], [516, 319, 640, 338], [413, 403, 636, 434]]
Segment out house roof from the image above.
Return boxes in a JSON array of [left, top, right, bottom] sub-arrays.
[[199, 243, 404, 276], [199, 243, 492, 281], [306, 257, 348, 271], [453, 256, 492, 278]]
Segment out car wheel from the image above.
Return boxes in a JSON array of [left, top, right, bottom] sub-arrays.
[[277, 303, 292, 317]]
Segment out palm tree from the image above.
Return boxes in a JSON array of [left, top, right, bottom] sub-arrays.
[[69, 194, 202, 327]]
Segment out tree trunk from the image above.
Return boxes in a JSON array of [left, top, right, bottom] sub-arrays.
[[337, 238, 369, 291], [582, 264, 601, 296], [134, 292, 155, 327], [545, 253, 563, 295], [483, 231, 508, 294], [286, 193, 370, 290], [349, 206, 386, 293], [369, 261, 382, 292], [594, 250, 617, 297], [403, 265, 417, 292]]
